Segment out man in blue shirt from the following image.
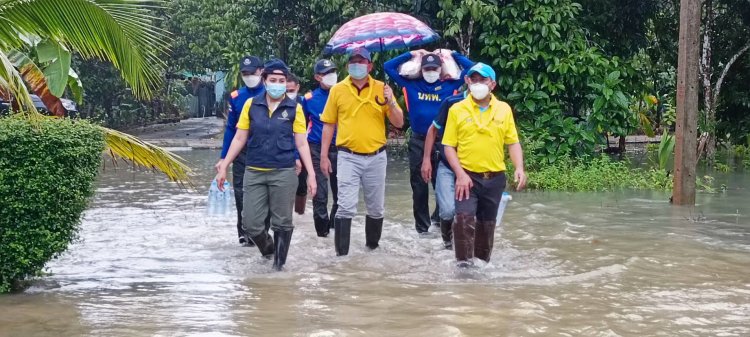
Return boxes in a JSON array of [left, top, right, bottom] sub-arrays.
[[421, 92, 466, 249], [217, 55, 266, 246], [384, 50, 474, 235], [300, 59, 339, 237]]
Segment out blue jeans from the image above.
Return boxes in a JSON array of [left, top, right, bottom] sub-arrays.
[[435, 161, 456, 221]]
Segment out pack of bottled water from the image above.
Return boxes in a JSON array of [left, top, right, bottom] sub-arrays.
[[207, 180, 234, 216], [496, 192, 512, 225]]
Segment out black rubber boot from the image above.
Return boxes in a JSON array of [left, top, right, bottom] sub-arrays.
[[273, 229, 293, 271], [314, 217, 330, 237], [365, 216, 383, 250], [440, 219, 453, 250], [474, 220, 497, 262], [328, 204, 338, 229], [453, 214, 476, 268], [294, 195, 306, 215], [250, 231, 274, 259], [334, 218, 352, 256]]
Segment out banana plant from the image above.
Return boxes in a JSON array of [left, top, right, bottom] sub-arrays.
[[0, 0, 192, 185], [658, 130, 676, 172]]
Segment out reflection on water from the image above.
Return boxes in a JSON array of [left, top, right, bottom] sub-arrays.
[[1, 150, 749, 336]]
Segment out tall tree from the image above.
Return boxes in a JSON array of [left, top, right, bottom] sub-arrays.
[[699, 0, 750, 160]]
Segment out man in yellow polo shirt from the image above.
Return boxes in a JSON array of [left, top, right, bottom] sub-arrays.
[[442, 62, 527, 267], [319, 47, 405, 256]]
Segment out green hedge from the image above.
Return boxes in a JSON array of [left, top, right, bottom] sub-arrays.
[[0, 117, 104, 293]]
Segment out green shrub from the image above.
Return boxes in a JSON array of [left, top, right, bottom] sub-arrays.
[[517, 154, 673, 191], [0, 117, 104, 293]]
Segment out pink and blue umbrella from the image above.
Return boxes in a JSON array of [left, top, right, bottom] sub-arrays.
[[323, 12, 439, 55]]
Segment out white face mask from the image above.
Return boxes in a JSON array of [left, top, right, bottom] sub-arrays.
[[422, 70, 440, 84], [469, 83, 490, 100], [321, 73, 338, 87], [287, 92, 298, 100], [242, 74, 261, 88]]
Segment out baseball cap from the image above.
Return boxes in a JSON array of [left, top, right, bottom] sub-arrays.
[[262, 59, 290, 77], [239, 56, 262, 72], [348, 47, 372, 62], [466, 62, 496, 81], [314, 59, 337, 74], [421, 53, 442, 69]]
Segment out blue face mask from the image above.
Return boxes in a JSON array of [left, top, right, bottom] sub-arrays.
[[265, 82, 286, 99], [348, 63, 369, 80]]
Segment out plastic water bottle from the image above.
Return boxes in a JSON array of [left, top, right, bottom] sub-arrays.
[[496, 192, 512, 225], [223, 181, 234, 213], [207, 180, 233, 216], [207, 180, 220, 216]]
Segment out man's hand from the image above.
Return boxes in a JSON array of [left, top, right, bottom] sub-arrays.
[[384, 85, 395, 105], [295, 159, 302, 176], [410, 49, 427, 57], [306, 173, 317, 197], [421, 159, 432, 183], [320, 157, 332, 178], [455, 172, 473, 201], [514, 169, 527, 191], [215, 160, 228, 191]]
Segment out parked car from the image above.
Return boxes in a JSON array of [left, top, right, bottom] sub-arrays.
[[0, 95, 78, 117]]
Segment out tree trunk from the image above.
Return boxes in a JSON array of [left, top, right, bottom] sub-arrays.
[[456, 18, 474, 55], [701, 0, 716, 163]]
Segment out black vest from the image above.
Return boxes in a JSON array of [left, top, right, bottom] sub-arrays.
[[245, 96, 298, 169]]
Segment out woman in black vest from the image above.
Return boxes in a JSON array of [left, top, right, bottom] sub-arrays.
[[216, 59, 316, 271]]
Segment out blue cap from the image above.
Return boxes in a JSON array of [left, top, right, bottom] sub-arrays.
[[262, 59, 289, 77], [349, 47, 371, 62], [314, 59, 337, 74], [466, 62, 496, 81], [239, 56, 262, 72]]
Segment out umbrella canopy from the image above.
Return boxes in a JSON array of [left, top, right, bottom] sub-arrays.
[[323, 12, 439, 55]]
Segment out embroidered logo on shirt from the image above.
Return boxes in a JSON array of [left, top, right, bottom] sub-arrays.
[[279, 110, 290, 121]]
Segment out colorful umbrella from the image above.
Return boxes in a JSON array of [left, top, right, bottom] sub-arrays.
[[323, 12, 439, 55]]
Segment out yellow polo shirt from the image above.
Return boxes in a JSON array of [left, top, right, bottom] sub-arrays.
[[320, 76, 391, 153], [442, 96, 519, 172], [237, 97, 307, 171]]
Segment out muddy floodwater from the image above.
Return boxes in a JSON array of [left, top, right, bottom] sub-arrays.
[[1, 149, 749, 336]]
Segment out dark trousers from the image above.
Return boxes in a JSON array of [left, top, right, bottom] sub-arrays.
[[232, 150, 270, 240], [299, 143, 339, 223], [408, 134, 440, 233], [296, 165, 307, 197], [455, 172, 507, 221]]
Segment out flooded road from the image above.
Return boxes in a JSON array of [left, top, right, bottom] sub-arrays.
[[1, 149, 749, 336]]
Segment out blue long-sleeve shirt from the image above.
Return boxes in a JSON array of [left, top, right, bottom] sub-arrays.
[[301, 87, 336, 145], [384, 51, 474, 135], [221, 85, 265, 159]]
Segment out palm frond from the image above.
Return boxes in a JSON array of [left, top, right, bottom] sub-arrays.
[[0, 49, 36, 111], [102, 126, 194, 187], [1, 0, 170, 99]]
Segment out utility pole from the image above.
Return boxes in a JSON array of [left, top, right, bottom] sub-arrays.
[[673, 0, 701, 205]]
